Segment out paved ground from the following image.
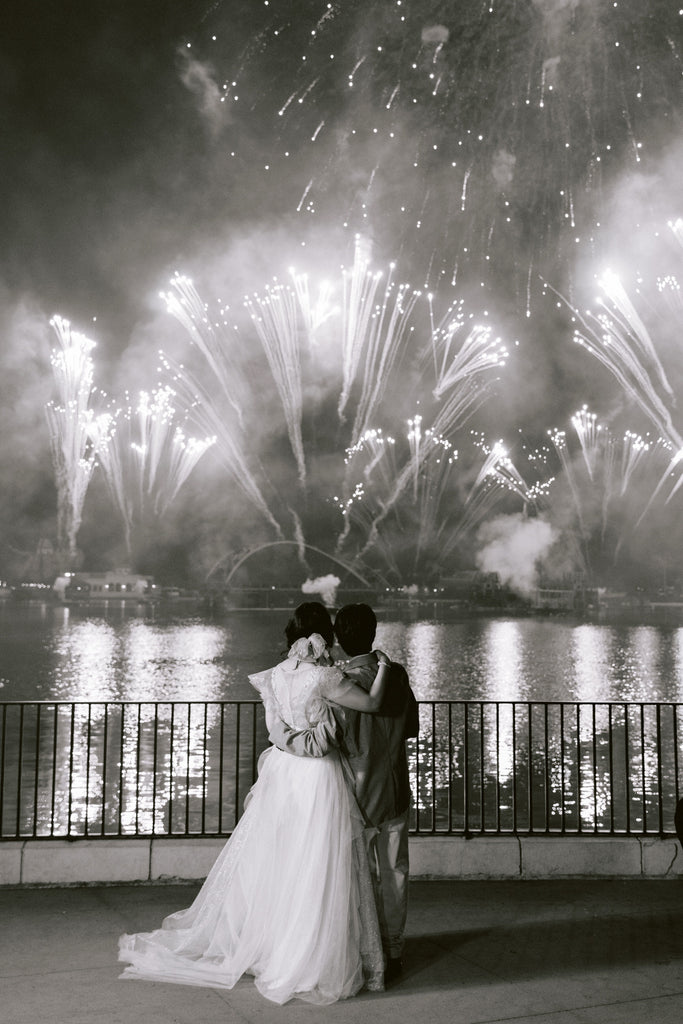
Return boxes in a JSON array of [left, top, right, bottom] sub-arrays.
[[1, 879, 683, 1024]]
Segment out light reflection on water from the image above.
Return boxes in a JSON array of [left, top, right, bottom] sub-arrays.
[[4, 605, 683, 702], [572, 625, 612, 703], [482, 620, 523, 701], [49, 615, 231, 702]]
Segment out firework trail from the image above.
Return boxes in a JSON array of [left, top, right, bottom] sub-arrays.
[[90, 387, 215, 558], [335, 428, 396, 552], [161, 279, 284, 537], [571, 405, 602, 481], [670, 217, 683, 244], [290, 269, 339, 337], [333, 273, 508, 561], [339, 426, 535, 580], [351, 411, 474, 563], [290, 506, 309, 571], [430, 311, 508, 437], [244, 279, 306, 484], [87, 410, 131, 554], [162, 275, 246, 427], [412, 432, 457, 570], [565, 222, 683, 520], [616, 430, 655, 497], [133, 388, 215, 514], [472, 437, 539, 508], [165, 242, 507, 577], [195, 1, 681, 300], [340, 236, 422, 441], [572, 276, 681, 452], [656, 219, 683, 319], [544, 408, 672, 571], [45, 316, 103, 561]]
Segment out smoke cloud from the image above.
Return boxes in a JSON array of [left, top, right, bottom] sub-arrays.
[[475, 514, 557, 596], [178, 50, 227, 137], [301, 574, 341, 607]]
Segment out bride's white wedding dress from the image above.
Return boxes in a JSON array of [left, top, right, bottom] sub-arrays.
[[118, 646, 384, 1005]]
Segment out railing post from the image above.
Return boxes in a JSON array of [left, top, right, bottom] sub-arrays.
[[1, 698, 682, 841]]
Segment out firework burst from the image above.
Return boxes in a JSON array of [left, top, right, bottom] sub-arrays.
[[159, 242, 509, 581], [89, 386, 215, 559], [45, 316, 104, 562], [191, 1, 681, 307]]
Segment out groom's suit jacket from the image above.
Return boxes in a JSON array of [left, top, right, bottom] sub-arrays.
[[269, 652, 419, 828]]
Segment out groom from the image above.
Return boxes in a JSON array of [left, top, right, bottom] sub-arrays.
[[268, 602, 419, 983]]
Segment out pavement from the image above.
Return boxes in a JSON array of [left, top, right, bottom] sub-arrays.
[[1, 879, 683, 1024]]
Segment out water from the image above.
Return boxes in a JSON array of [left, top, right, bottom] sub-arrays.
[[2, 601, 683, 704], [2, 601, 682, 839]]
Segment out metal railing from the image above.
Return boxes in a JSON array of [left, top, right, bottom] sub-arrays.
[[1, 700, 682, 840]]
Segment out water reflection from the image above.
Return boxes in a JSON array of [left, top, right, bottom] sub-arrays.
[[572, 626, 612, 702], [1, 699, 268, 838], [6, 605, 683, 702], [629, 627, 665, 701], [3, 607, 683, 838], [50, 619, 229, 701], [3, 695, 682, 839], [53, 619, 118, 699], [483, 620, 523, 701], [674, 631, 683, 698]]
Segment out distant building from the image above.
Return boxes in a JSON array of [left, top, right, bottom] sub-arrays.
[[531, 587, 575, 612], [440, 571, 501, 601]]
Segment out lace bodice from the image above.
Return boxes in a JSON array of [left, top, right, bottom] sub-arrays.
[[250, 658, 344, 730]]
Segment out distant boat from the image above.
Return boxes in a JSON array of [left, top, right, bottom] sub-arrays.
[[53, 571, 157, 604]]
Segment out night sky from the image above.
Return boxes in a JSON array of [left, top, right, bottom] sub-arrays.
[[1, 1, 682, 589]]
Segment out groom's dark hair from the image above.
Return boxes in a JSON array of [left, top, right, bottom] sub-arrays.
[[334, 603, 377, 657]]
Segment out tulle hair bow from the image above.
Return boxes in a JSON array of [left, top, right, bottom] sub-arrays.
[[288, 633, 328, 662]]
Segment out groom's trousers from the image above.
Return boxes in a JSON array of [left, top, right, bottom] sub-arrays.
[[365, 807, 410, 959]]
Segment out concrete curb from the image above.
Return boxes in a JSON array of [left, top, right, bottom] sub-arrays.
[[2, 834, 682, 886]]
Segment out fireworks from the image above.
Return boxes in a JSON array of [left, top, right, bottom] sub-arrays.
[[337, 423, 537, 580], [44, 305, 217, 567], [545, 410, 673, 573], [190, 1, 681, 304], [12, 3, 682, 589], [430, 306, 508, 438], [245, 280, 306, 483], [161, 277, 283, 538], [340, 236, 421, 441], [157, 242, 511, 581], [90, 387, 215, 559], [45, 316, 102, 562], [462, 411, 680, 581], [43, 221, 683, 585], [155, 225, 683, 584], [472, 437, 539, 507], [566, 221, 683, 514]]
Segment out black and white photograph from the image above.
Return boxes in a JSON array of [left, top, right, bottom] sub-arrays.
[[1, 2, 683, 1021]]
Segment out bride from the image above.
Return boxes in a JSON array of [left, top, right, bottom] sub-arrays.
[[119, 601, 390, 1005]]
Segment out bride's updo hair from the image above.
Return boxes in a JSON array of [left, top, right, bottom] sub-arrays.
[[285, 601, 334, 649]]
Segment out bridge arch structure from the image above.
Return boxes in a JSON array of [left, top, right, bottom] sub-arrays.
[[207, 540, 381, 589]]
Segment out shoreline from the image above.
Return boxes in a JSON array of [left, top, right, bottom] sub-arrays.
[[3, 594, 683, 628]]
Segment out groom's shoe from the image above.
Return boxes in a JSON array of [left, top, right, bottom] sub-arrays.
[[384, 957, 403, 984]]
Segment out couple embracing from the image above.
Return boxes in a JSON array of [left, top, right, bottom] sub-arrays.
[[119, 601, 419, 1005]]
